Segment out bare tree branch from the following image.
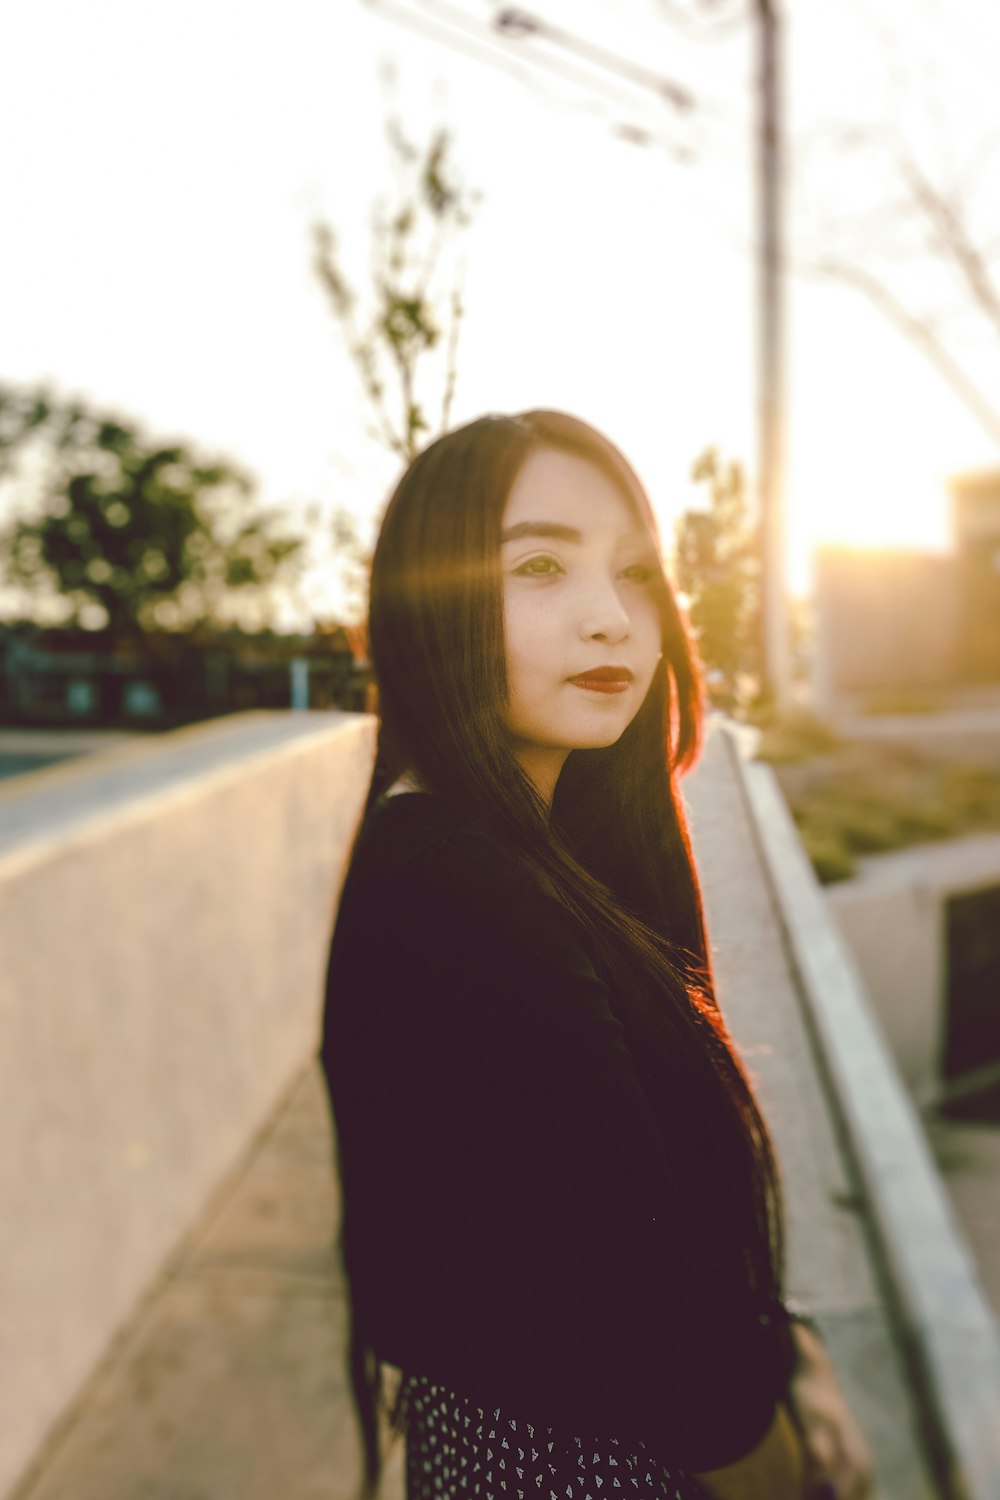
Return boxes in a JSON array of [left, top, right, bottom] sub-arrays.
[[312, 222, 404, 457], [792, 97, 1000, 452], [441, 276, 466, 434], [804, 257, 1000, 448], [894, 146, 1000, 343]]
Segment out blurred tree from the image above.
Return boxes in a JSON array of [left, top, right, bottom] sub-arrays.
[[674, 447, 761, 706], [0, 382, 306, 637], [310, 101, 480, 613], [312, 114, 479, 465]]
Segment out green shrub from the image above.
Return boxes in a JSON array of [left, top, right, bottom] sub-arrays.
[[941, 765, 1000, 823], [838, 804, 909, 854], [858, 688, 944, 716], [769, 734, 1000, 882], [804, 833, 857, 885], [754, 709, 842, 765], [791, 814, 857, 884], [895, 804, 958, 841]]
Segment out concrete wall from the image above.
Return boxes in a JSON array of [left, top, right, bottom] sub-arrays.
[[826, 833, 1000, 1106], [826, 880, 943, 1104], [0, 711, 376, 1500]]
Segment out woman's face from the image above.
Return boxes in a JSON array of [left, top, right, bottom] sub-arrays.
[[500, 446, 663, 803]]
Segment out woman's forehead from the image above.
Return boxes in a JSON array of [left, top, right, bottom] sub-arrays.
[[502, 447, 645, 538]]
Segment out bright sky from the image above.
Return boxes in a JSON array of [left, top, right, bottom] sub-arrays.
[[3, 0, 999, 625]]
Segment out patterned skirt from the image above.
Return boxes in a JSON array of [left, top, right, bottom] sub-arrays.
[[398, 1373, 709, 1500]]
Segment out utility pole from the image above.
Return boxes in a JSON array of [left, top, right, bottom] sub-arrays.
[[756, 0, 792, 707]]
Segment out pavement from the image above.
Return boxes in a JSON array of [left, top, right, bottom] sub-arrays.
[[686, 731, 940, 1499], [0, 729, 142, 783], [16, 1056, 992, 1500], [0, 731, 143, 755], [0, 713, 347, 858], [9, 1061, 404, 1500]]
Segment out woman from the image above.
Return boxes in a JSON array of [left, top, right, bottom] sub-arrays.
[[320, 411, 871, 1500]]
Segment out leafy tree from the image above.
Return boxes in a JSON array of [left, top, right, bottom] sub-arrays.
[[311, 104, 479, 613], [0, 382, 306, 637], [312, 116, 479, 464], [674, 447, 760, 706]]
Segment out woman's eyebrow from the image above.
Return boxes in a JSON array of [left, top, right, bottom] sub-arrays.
[[500, 521, 581, 544]]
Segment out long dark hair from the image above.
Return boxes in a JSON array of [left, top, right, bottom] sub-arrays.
[[341, 410, 786, 1496]]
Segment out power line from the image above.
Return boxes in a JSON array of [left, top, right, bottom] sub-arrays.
[[365, 0, 757, 255], [439, 3, 753, 162], [363, 0, 562, 98], [492, 7, 696, 111], [363, 0, 701, 157]]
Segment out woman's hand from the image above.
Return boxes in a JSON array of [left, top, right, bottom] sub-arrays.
[[784, 1322, 875, 1500]]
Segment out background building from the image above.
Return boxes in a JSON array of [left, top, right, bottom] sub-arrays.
[[813, 467, 1000, 714]]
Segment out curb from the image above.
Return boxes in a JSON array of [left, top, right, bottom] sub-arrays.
[[725, 729, 1000, 1500]]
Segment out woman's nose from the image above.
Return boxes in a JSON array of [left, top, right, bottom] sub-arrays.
[[578, 579, 631, 643]]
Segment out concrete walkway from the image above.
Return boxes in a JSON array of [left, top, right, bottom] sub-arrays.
[[686, 732, 939, 1499], [0, 728, 142, 783], [10, 1061, 404, 1500], [11, 1046, 937, 1500], [0, 730, 142, 755], [0, 713, 338, 852]]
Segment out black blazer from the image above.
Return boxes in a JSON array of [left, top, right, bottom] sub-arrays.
[[319, 791, 797, 1472]]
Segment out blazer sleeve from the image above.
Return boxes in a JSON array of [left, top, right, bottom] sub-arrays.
[[371, 824, 789, 1471]]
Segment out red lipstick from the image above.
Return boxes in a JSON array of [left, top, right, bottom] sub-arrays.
[[567, 666, 634, 694]]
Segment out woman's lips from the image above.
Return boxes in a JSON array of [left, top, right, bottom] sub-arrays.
[[567, 667, 633, 694]]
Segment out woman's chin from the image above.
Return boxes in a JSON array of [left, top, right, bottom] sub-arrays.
[[565, 725, 630, 752]]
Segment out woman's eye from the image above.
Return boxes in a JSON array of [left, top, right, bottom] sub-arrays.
[[621, 563, 654, 584], [513, 555, 562, 578]]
